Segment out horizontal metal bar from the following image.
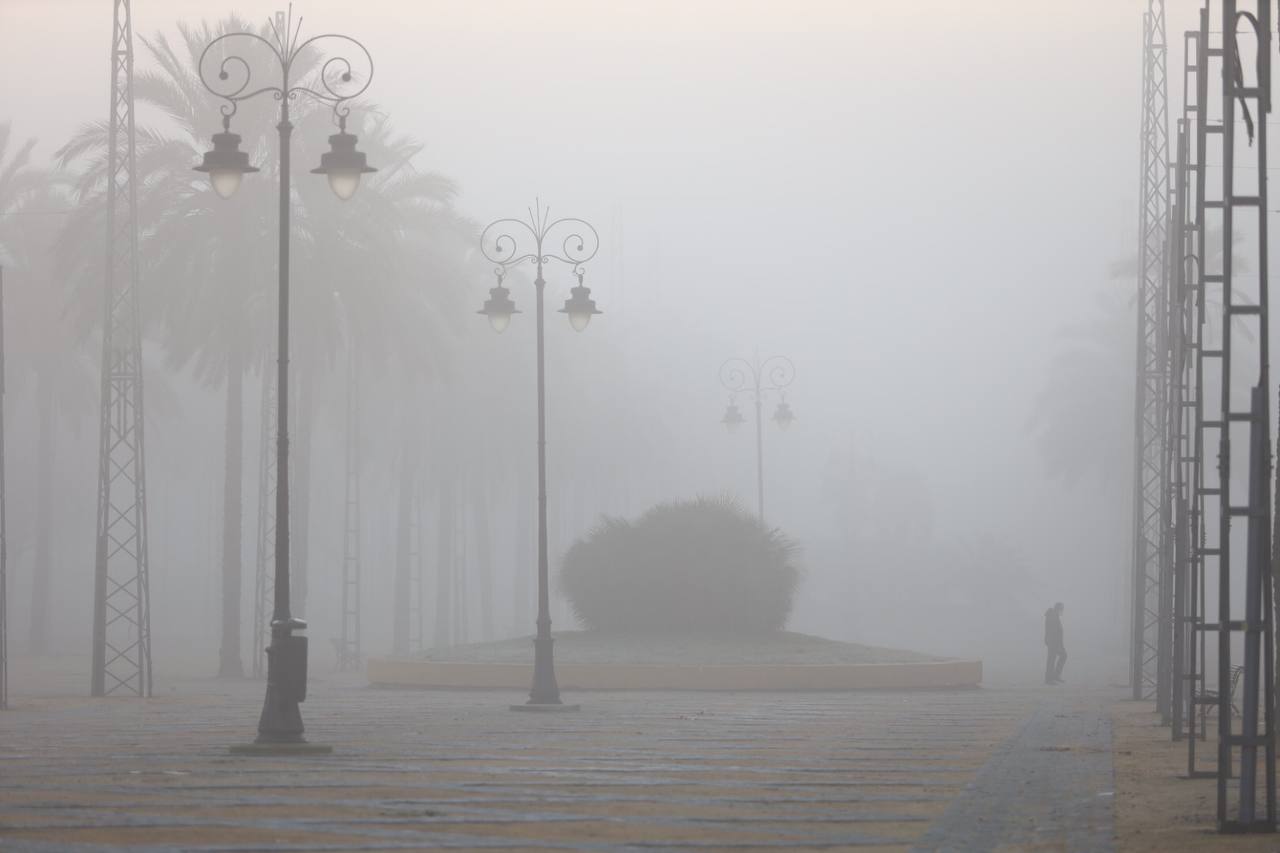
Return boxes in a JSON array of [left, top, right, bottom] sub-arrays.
[[1228, 305, 1262, 315]]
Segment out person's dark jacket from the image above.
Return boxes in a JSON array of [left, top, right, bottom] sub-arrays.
[[1044, 608, 1064, 650]]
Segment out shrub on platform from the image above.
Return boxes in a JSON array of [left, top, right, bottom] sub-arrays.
[[559, 496, 801, 635]]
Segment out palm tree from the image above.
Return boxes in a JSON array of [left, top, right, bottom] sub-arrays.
[[0, 123, 41, 265], [1027, 290, 1133, 488], [0, 130, 95, 655], [56, 14, 481, 670], [293, 110, 476, 653], [55, 17, 295, 677]]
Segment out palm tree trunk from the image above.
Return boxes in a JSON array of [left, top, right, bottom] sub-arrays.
[[514, 470, 531, 636], [218, 350, 245, 677], [476, 479, 493, 641], [293, 369, 313, 617], [434, 474, 453, 648], [393, 437, 413, 655], [27, 381, 53, 655]]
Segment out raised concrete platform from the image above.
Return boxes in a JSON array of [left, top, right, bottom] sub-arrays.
[[367, 657, 983, 691]]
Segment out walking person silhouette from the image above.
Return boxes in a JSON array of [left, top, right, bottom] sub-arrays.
[[1044, 602, 1066, 684]]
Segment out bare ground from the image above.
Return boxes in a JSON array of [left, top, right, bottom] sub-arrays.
[[1112, 700, 1280, 851]]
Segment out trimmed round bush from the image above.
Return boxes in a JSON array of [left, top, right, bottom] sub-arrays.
[[558, 496, 801, 635]]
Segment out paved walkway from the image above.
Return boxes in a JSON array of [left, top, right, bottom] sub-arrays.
[[0, 676, 1119, 851], [917, 691, 1115, 852]]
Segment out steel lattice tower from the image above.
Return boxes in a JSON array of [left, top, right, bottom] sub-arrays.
[[1130, 0, 1171, 703], [90, 0, 151, 698]]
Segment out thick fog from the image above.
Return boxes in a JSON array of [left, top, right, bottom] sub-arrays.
[[0, 0, 1208, 687]]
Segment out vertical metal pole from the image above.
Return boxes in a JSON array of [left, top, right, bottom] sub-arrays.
[[1131, 1, 1171, 704], [1170, 117, 1190, 737], [251, 355, 277, 678], [1188, 3, 1211, 776], [528, 262, 562, 705], [0, 267, 7, 711], [1241, 386, 1265, 824], [752, 389, 762, 522], [274, 105, 291, 627], [92, 0, 150, 699], [340, 326, 360, 668], [254, 92, 306, 743], [1217, 0, 1236, 822]]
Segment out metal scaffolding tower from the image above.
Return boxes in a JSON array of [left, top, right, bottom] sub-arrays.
[[251, 359, 278, 678], [1131, 0, 1171, 704], [1178, 8, 1214, 772], [1209, 0, 1274, 829], [1169, 14, 1207, 748], [90, 0, 151, 698]]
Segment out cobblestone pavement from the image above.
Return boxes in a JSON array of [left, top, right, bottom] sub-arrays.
[[0, 676, 1115, 851]]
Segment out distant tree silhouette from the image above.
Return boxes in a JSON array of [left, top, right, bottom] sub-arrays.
[[560, 496, 801, 635]]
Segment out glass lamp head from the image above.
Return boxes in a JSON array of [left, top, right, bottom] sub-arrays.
[[721, 401, 746, 433], [559, 276, 602, 332], [194, 123, 259, 199], [773, 400, 796, 430], [311, 117, 376, 201], [478, 280, 520, 333]]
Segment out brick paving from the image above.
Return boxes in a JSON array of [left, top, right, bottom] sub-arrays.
[[0, 675, 1112, 851]]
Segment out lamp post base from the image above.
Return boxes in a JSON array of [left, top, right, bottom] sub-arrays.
[[510, 702, 581, 713]]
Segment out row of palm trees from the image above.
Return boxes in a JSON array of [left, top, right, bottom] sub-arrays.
[[1, 16, 482, 675]]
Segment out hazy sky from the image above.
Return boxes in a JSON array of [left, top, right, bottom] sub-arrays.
[[1, 0, 1215, 676]]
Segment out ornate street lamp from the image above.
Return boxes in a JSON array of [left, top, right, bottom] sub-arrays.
[[196, 6, 374, 752], [719, 354, 796, 522], [478, 199, 599, 711]]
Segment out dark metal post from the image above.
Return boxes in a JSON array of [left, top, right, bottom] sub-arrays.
[[196, 7, 374, 750], [754, 385, 765, 521], [0, 267, 7, 710], [254, 96, 306, 744], [718, 355, 796, 524], [477, 202, 599, 711], [530, 263, 560, 705]]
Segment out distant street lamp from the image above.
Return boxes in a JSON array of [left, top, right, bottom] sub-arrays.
[[478, 200, 600, 710], [196, 7, 375, 751], [719, 354, 796, 521]]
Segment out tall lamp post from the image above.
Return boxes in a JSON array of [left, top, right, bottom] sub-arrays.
[[477, 200, 600, 710], [195, 7, 375, 750], [719, 354, 796, 522]]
